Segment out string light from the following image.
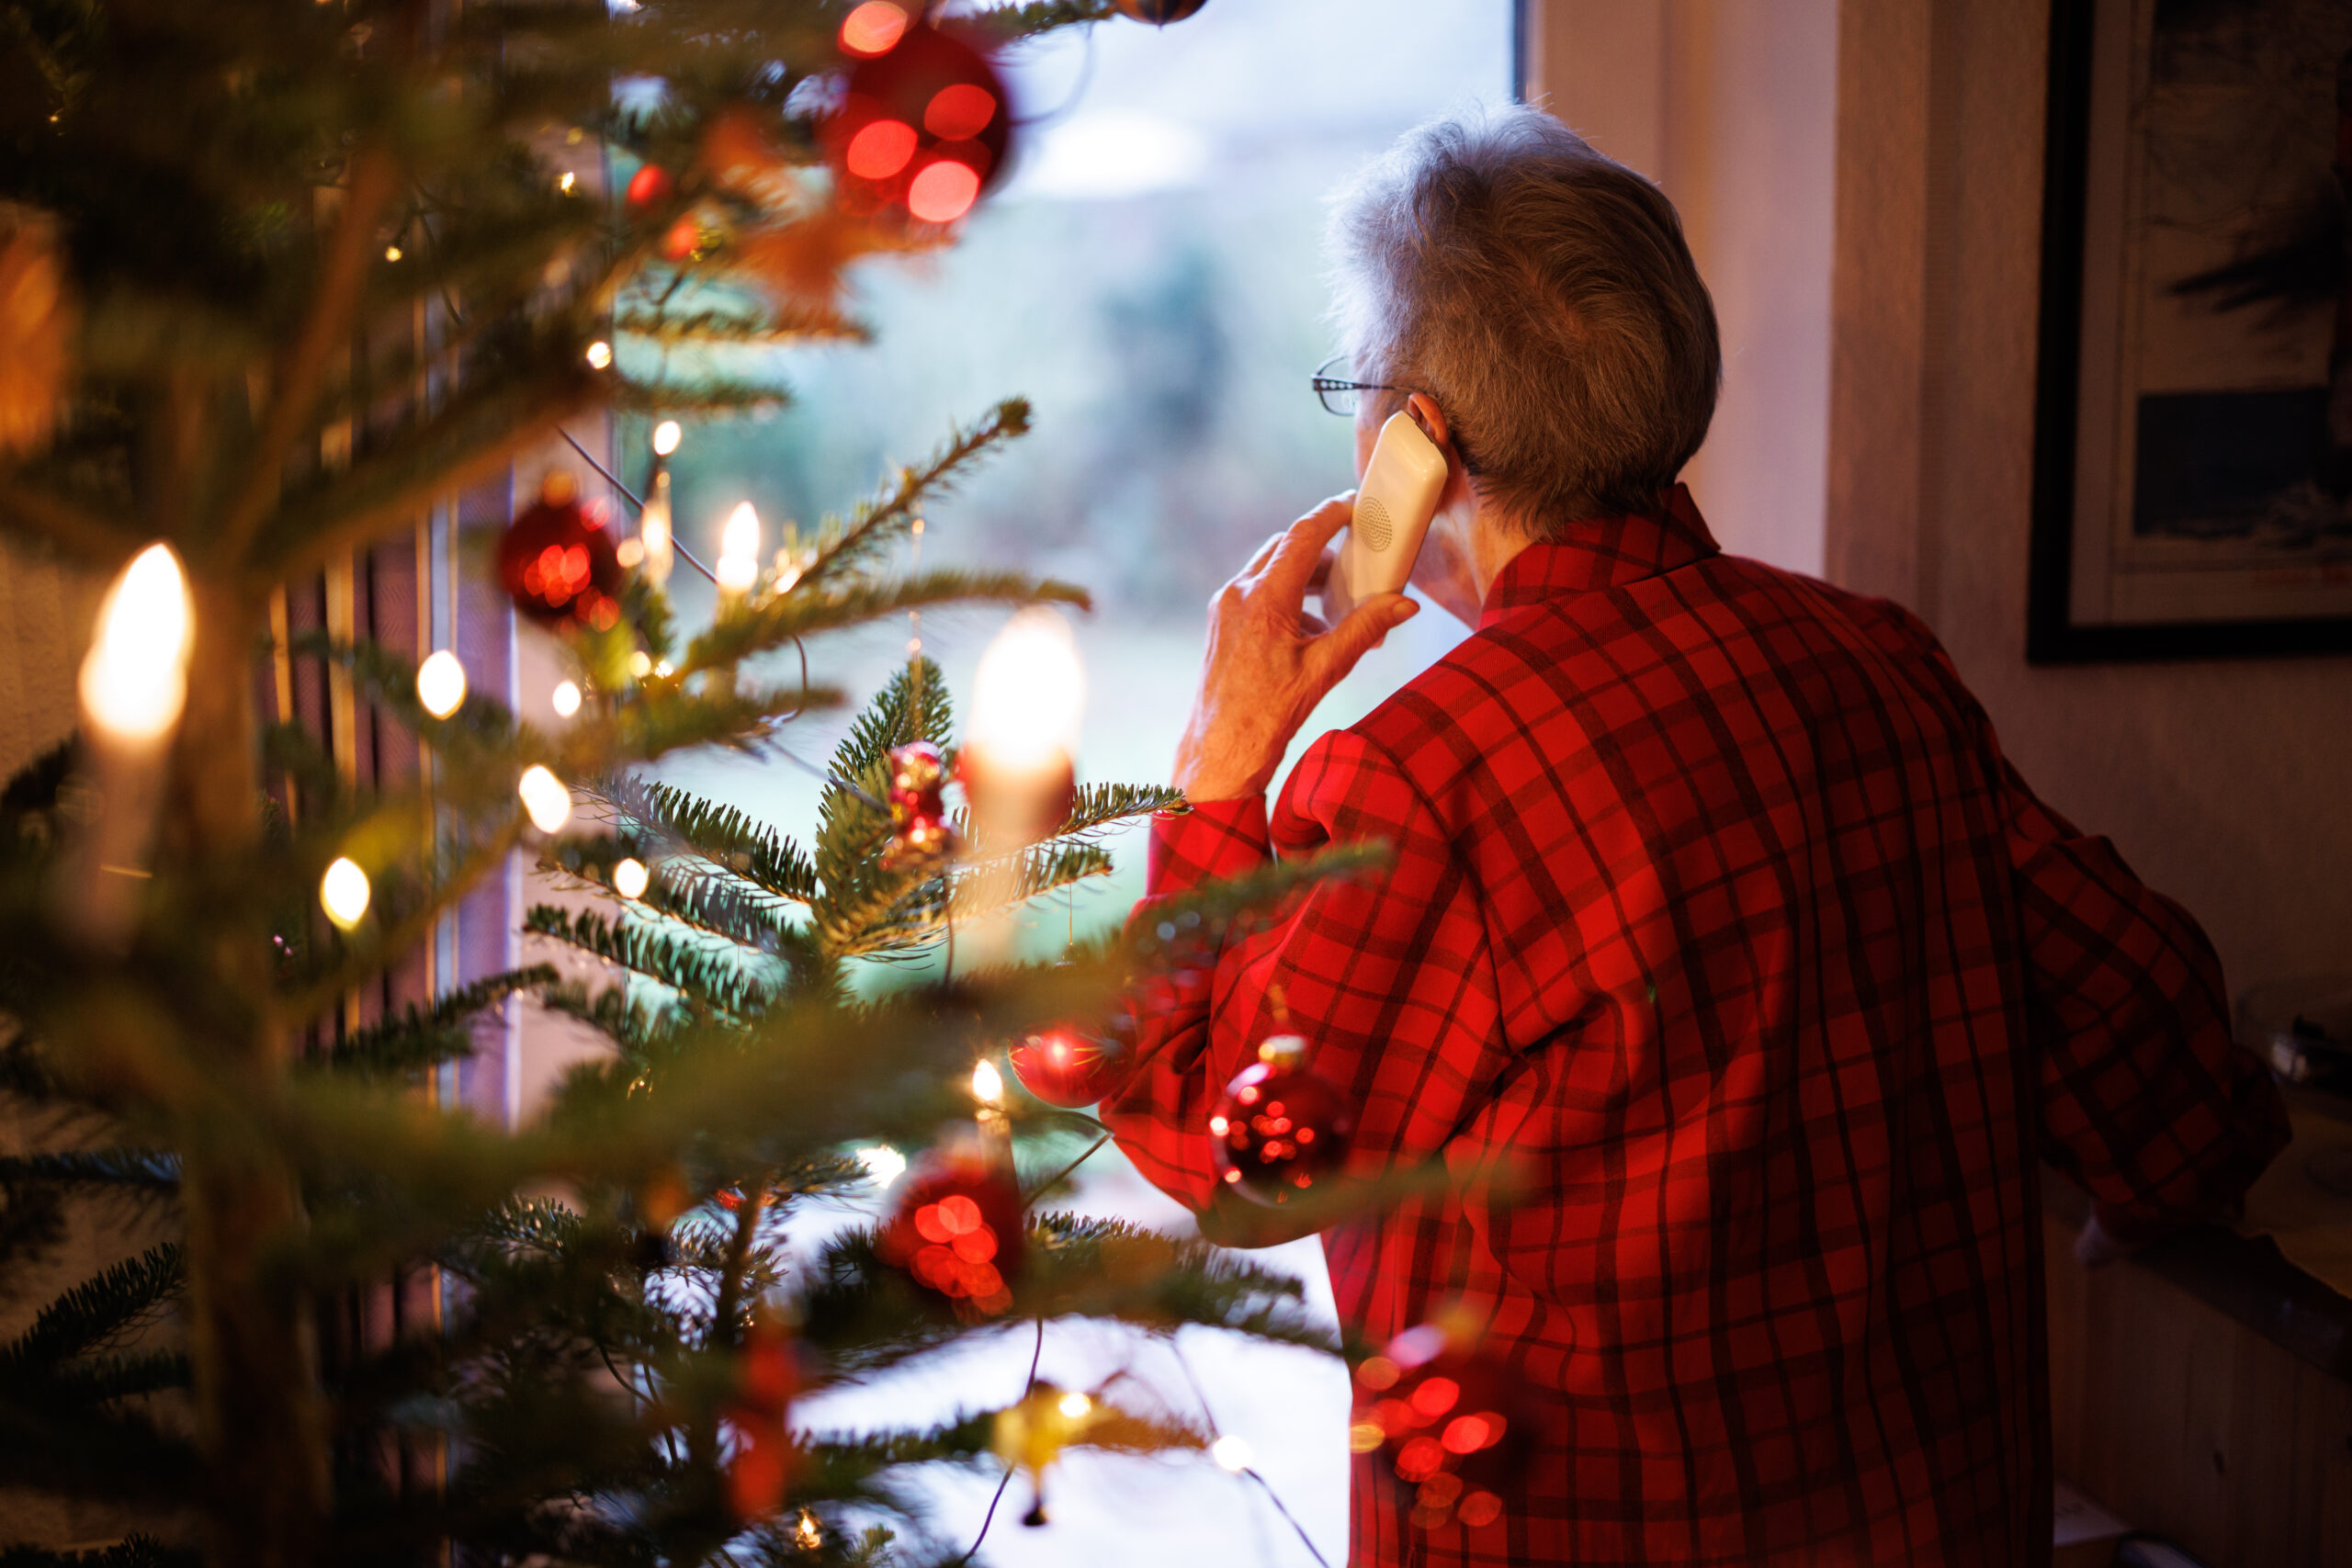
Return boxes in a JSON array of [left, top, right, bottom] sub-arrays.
[[415, 649, 467, 717], [1057, 1391, 1092, 1421], [383, 244, 402, 262], [971, 1059, 1004, 1106], [321, 857, 371, 930], [628, 650, 653, 678], [551, 679, 582, 717], [518, 764, 572, 833], [612, 857, 650, 899], [652, 420, 682, 456], [1211, 1435, 1253, 1472], [559, 170, 577, 193], [79, 543, 194, 744], [856, 1145, 908, 1189], [585, 340, 613, 369], [794, 1509, 822, 1551]]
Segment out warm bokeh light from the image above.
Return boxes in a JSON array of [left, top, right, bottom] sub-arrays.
[[518, 764, 572, 833], [558, 170, 577, 193], [321, 857, 370, 931], [551, 679, 582, 717], [584, 340, 612, 369], [1057, 1391, 1092, 1420], [612, 857, 650, 899], [651, 419, 682, 456], [970, 1058, 1004, 1106], [415, 649, 467, 718], [79, 543, 194, 744], [383, 244, 402, 262], [923, 84, 997, 141], [838, 1, 910, 56], [845, 119, 918, 180], [628, 650, 653, 678], [1212, 1434, 1254, 1472], [969, 607, 1083, 770], [716, 501, 761, 592], [857, 1145, 908, 1189], [906, 159, 980, 223]]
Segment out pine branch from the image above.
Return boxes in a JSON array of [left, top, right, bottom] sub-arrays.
[[524, 906, 781, 1021], [969, 0, 1129, 41], [0, 1245, 184, 1370], [685, 569, 1088, 677], [0, 1150, 180, 1191], [797, 400, 1032, 592], [313, 967, 559, 1083], [604, 778, 820, 905], [0, 473, 145, 569], [0, 1534, 201, 1568]]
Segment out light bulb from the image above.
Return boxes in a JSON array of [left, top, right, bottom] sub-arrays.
[[1211, 1435, 1253, 1472], [551, 680, 582, 717], [321, 857, 371, 930], [585, 340, 612, 369], [559, 170, 577, 193], [415, 649, 467, 718], [383, 244, 402, 262], [612, 856, 649, 898], [1057, 1392, 1092, 1420], [518, 764, 572, 833], [651, 420, 682, 457], [628, 650, 653, 678], [971, 1058, 1004, 1106], [79, 543, 195, 744], [969, 607, 1083, 771], [855, 1145, 907, 1189], [639, 487, 673, 584]]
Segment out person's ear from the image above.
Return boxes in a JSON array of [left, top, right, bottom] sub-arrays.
[[1406, 392, 1476, 509]]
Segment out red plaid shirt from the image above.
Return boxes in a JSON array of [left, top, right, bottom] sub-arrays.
[[1102, 487, 2287, 1567]]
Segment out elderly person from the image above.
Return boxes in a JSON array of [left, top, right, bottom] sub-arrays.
[[1100, 106, 2286, 1567]]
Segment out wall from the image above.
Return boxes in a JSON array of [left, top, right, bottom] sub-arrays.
[[1522, 0, 1840, 577], [1825, 0, 2352, 995]]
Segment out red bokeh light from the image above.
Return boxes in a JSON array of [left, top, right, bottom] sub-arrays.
[[839, 1, 910, 57], [845, 118, 918, 180], [906, 159, 980, 224], [923, 83, 998, 141]]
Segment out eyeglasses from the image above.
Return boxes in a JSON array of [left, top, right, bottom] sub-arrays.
[[1311, 354, 1409, 417]]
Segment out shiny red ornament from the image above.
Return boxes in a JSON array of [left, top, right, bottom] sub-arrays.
[[727, 1314, 801, 1519], [880, 740, 961, 872], [1010, 1010, 1136, 1109], [1210, 1034, 1351, 1205], [1351, 1320, 1537, 1534], [1115, 0, 1211, 21], [626, 163, 675, 207], [822, 16, 1010, 225], [660, 215, 700, 260], [876, 1149, 1024, 1315], [498, 472, 622, 629]]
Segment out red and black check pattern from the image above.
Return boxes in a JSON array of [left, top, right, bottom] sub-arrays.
[[1103, 487, 2287, 1567]]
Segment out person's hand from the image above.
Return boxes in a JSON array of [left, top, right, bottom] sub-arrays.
[[1173, 495, 1419, 803]]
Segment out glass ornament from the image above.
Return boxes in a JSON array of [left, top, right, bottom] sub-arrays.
[[1209, 1033, 1352, 1205]]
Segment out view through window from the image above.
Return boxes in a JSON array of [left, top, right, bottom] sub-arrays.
[[648, 6, 1510, 1561]]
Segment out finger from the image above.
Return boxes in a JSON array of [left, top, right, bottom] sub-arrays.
[[1239, 530, 1286, 580], [1306, 592, 1419, 685], [1262, 494, 1356, 598], [1307, 541, 1338, 591]]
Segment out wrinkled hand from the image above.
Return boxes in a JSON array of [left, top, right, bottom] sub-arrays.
[[1172, 495, 1419, 803]]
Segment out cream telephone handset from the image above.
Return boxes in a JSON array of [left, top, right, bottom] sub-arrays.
[[1326, 412, 1448, 623]]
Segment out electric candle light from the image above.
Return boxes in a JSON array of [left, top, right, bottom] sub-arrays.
[[584, 340, 612, 369], [972, 1058, 1013, 1164], [518, 764, 573, 833], [415, 649, 467, 718], [320, 857, 371, 931], [716, 502, 761, 595], [551, 680, 582, 717], [962, 606, 1082, 846], [651, 420, 682, 457], [79, 543, 194, 745]]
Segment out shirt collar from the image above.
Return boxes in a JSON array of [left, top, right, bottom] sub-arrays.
[[1477, 483, 1721, 630]]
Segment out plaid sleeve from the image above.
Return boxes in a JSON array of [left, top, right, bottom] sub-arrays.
[[1102, 729, 1500, 1245], [2001, 760, 2290, 1238]]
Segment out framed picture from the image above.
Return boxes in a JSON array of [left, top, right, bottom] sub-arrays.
[[2030, 0, 2352, 662]]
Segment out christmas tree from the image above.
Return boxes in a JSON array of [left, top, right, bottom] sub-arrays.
[[0, 2, 1349, 1563]]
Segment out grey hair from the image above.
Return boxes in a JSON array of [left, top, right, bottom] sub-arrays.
[[1327, 104, 1720, 529]]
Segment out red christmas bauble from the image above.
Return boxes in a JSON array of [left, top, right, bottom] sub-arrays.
[[626, 163, 674, 207], [1010, 1010, 1137, 1109], [1115, 0, 1211, 21], [1351, 1320, 1538, 1534], [875, 1149, 1024, 1314], [728, 1314, 801, 1518], [661, 215, 701, 260], [880, 740, 961, 872], [498, 473, 622, 629], [1210, 1034, 1351, 1205], [823, 15, 1010, 225]]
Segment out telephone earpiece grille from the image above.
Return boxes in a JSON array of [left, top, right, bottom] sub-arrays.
[[1357, 495, 1395, 553]]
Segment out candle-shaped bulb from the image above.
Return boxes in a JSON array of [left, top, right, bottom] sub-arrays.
[[639, 471, 673, 585], [971, 1058, 1005, 1106], [651, 420, 682, 457], [415, 649, 467, 718], [716, 501, 761, 594], [612, 856, 650, 899], [79, 544, 194, 744], [551, 679, 582, 717]]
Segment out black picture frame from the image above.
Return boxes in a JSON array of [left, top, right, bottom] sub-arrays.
[[2029, 0, 2352, 664]]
